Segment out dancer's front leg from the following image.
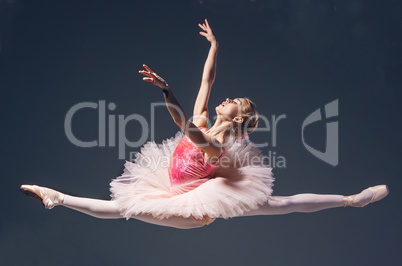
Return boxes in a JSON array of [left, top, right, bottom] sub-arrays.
[[242, 193, 343, 216], [240, 186, 386, 217], [240, 194, 345, 216]]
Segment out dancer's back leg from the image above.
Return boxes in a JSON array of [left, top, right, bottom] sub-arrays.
[[21, 185, 205, 229], [62, 195, 205, 229]]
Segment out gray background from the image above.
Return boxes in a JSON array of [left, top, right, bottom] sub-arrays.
[[1, 0, 401, 265]]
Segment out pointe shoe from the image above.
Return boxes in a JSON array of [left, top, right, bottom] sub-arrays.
[[343, 185, 390, 207], [20, 185, 65, 209]]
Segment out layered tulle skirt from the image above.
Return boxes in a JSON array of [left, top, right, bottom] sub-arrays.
[[109, 132, 275, 221]]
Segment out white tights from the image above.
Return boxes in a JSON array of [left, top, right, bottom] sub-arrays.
[[63, 195, 204, 229], [62, 193, 345, 229]]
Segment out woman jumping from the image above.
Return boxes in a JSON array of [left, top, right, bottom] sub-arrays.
[[20, 19, 389, 229]]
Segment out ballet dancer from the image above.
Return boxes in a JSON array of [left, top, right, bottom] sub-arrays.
[[21, 19, 389, 229]]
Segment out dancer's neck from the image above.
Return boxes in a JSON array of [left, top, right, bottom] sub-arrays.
[[209, 117, 233, 145]]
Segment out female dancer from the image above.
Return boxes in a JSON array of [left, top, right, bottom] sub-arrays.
[[21, 19, 389, 229]]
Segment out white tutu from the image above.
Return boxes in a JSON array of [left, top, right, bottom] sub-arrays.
[[109, 131, 275, 220]]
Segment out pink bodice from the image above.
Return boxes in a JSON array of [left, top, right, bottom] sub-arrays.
[[168, 128, 221, 195]]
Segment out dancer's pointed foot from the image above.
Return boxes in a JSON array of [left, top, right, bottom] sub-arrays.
[[343, 185, 389, 207], [20, 185, 65, 209]]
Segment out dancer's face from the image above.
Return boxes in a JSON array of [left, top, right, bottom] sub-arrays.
[[216, 98, 246, 122]]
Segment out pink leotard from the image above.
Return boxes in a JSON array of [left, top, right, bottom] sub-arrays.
[[168, 127, 223, 195]]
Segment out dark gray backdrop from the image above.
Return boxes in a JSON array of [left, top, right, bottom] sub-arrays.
[[1, 0, 401, 265]]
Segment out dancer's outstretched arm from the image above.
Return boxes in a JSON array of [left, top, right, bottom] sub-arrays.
[[139, 64, 223, 159], [193, 19, 218, 128]]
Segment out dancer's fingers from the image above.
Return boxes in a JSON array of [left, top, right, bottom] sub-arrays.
[[199, 32, 207, 37], [198, 23, 206, 31], [139, 70, 152, 77], [143, 64, 153, 73], [143, 77, 153, 82], [138, 70, 149, 74], [205, 19, 210, 28]]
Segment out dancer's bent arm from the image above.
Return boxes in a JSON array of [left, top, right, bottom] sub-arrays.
[[193, 19, 218, 128], [139, 64, 223, 159]]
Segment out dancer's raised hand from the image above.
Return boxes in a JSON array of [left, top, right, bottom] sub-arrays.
[[139, 64, 169, 89], [198, 19, 216, 43]]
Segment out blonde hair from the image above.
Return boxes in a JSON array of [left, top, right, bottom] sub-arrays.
[[233, 98, 259, 137]]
